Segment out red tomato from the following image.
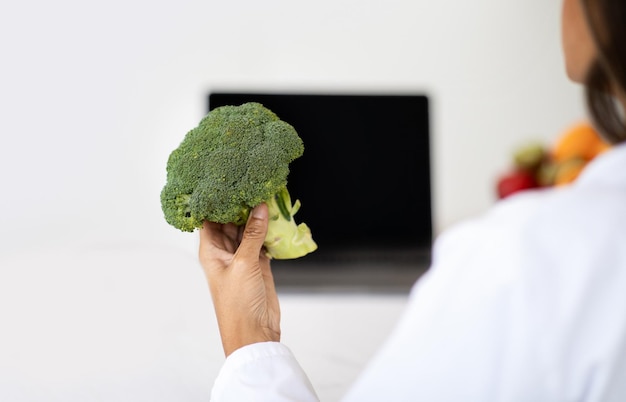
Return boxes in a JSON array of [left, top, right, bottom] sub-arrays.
[[497, 170, 538, 199]]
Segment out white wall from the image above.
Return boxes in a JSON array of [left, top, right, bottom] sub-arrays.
[[0, 0, 586, 256]]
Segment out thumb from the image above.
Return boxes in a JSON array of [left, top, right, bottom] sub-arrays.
[[235, 204, 269, 262]]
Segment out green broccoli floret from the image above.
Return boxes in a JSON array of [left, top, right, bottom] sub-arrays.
[[160, 102, 317, 260]]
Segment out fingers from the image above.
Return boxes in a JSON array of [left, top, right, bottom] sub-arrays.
[[199, 221, 217, 255], [199, 204, 269, 269], [200, 221, 239, 253], [234, 204, 269, 264], [200, 220, 220, 243]]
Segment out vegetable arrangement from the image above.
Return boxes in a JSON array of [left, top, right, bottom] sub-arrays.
[[161, 102, 317, 259], [496, 122, 611, 199]]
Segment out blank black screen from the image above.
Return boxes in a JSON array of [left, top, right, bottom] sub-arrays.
[[208, 93, 431, 264]]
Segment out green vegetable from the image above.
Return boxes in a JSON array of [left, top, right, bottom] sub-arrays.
[[160, 102, 317, 259]]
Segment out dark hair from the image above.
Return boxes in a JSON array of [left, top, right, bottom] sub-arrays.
[[581, 0, 626, 144]]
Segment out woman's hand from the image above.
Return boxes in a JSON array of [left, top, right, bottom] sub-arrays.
[[199, 204, 281, 357]]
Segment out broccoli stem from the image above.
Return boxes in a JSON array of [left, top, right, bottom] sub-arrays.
[[264, 186, 317, 259]]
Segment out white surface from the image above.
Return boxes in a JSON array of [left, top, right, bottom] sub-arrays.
[[0, 245, 218, 401], [280, 293, 408, 400], [0, 245, 408, 402]]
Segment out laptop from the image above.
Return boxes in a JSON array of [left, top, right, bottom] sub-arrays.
[[208, 92, 432, 292]]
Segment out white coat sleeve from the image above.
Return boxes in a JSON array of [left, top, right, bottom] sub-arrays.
[[210, 342, 319, 402]]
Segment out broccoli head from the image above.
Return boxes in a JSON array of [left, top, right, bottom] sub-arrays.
[[160, 102, 317, 259]]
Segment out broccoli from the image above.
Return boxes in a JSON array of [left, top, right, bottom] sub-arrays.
[[160, 102, 317, 260]]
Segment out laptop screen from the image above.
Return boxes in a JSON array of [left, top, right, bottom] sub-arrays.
[[208, 93, 432, 268]]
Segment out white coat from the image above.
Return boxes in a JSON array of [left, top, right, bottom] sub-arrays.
[[211, 143, 626, 402]]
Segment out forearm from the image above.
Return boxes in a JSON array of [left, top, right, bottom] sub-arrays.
[[200, 206, 316, 400], [212, 300, 280, 357]]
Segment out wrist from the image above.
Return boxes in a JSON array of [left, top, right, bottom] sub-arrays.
[[220, 323, 280, 357]]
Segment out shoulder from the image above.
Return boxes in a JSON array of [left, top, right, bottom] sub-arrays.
[[433, 179, 626, 276], [423, 142, 626, 321], [424, 177, 626, 343], [428, 189, 552, 286], [429, 185, 626, 306], [406, 183, 626, 398], [389, 147, 626, 399]]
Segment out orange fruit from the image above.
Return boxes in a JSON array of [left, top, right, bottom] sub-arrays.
[[554, 158, 587, 186], [552, 122, 611, 163]]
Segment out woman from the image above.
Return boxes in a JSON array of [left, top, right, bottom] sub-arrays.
[[199, 0, 626, 400]]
